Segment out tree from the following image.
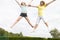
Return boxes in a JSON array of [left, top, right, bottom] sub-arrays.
[[0, 28, 5, 36], [0, 28, 23, 37], [50, 28, 60, 38], [19, 32, 23, 37]]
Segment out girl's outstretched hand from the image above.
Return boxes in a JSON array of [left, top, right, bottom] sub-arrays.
[[28, 5, 31, 6]]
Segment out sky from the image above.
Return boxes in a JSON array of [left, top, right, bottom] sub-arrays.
[[0, 0, 60, 38]]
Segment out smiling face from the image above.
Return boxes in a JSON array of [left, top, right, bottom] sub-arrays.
[[40, 1, 45, 6]]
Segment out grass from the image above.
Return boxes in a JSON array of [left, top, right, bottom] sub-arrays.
[[0, 36, 60, 40]]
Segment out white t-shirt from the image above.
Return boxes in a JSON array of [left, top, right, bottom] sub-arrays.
[[20, 5, 27, 13]]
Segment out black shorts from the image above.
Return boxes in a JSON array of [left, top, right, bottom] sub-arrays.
[[20, 13, 27, 17]]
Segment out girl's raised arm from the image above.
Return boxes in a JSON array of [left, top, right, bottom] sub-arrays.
[[46, 0, 56, 6], [15, 0, 21, 7]]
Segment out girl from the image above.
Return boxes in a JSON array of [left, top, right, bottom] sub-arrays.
[[29, 0, 56, 30], [11, 0, 33, 28]]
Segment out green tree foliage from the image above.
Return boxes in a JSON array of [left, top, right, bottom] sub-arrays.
[[50, 28, 60, 38], [0, 28, 5, 36], [19, 32, 23, 37], [1, 28, 60, 40], [0, 28, 23, 37]]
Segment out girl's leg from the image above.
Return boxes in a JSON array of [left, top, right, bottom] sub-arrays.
[[45, 22, 48, 27], [10, 16, 22, 28], [42, 18, 48, 27], [34, 24, 38, 30], [34, 17, 41, 30], [25, 17, 33, 28]]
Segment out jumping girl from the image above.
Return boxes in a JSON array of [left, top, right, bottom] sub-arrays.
[[29, 0, 56, 30], [10, 0, 33, 28]]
